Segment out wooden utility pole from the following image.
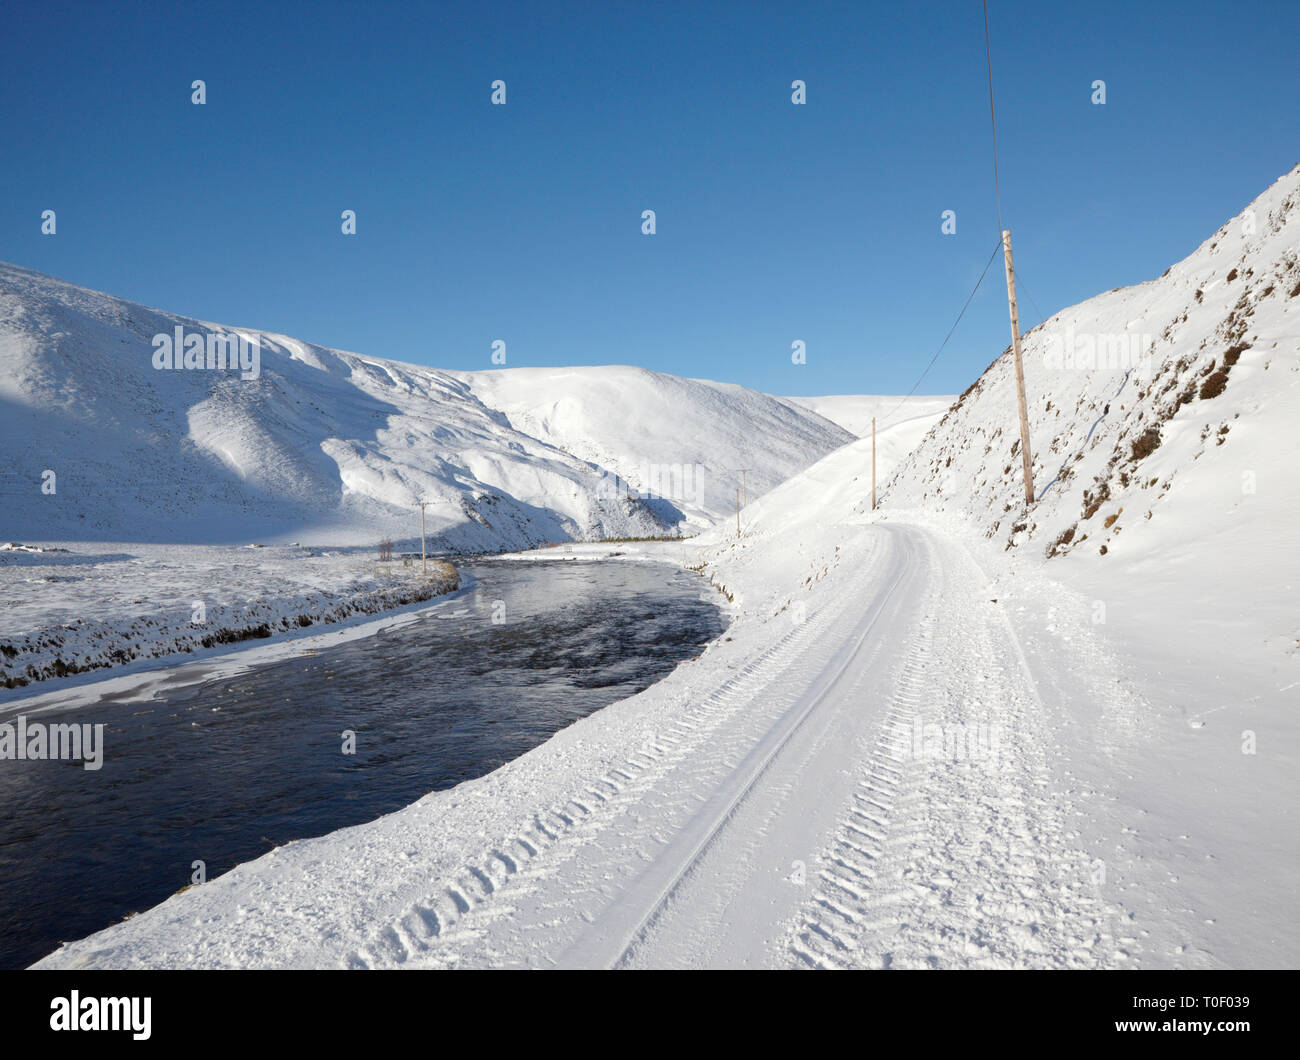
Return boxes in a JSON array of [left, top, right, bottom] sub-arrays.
[[418, 500, 428, 574], [1001, 229, 1035, 506], [725, 469, 749, 535], [871, 416, 877, 510]]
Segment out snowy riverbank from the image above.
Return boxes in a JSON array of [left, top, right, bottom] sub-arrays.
[[0, 542, 458, 696]]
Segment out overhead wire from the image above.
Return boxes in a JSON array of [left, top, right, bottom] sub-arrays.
[[871, 237, 1003, 432]]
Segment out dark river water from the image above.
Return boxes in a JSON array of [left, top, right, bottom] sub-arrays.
[[0, 557, 725, 969]]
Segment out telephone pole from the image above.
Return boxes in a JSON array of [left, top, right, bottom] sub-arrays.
[[725, 468, 750, 536], [418, 500, 428, 574], [1002, 229, 1035, 506], [871, 416, 877, 510]]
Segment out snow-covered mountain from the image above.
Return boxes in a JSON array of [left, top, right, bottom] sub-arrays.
[[448, 366, 855, 527], [0, 263, 854, 549]]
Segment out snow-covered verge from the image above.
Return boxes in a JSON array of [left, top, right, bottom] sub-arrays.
[[0, 542, 457, 693], [0, 261, 852, 547]]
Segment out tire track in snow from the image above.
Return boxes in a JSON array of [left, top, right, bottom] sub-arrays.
[[555, 532, 918, 969], [353, 525, 1122, 968], [788, 598, 937, 967], [347, 539, 896, 968], [785, 531, 1122, 968]]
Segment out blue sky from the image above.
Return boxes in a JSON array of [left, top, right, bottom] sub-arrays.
[[2, 0, 1296, 396]]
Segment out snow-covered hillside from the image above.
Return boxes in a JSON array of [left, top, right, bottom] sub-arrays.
[[450, 367, 854, 527], [0, 263, 853, 549], [882, 165, 1300, 675], [774, 394, 952, 493], [885, 165, 1300, 566]]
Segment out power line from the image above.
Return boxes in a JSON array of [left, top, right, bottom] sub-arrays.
[[1011, 268, 1048, 331], [874, 238, 1003, 431], [982, 0, 1004, 237], [873, 4, 1012, 435]]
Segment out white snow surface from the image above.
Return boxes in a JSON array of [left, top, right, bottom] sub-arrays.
[[777, 394, 953, 493], [25, 167, 1300, 970]]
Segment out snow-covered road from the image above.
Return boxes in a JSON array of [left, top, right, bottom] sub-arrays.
[[39, 521, 1150, 969], [379, 524, 1117, 969]]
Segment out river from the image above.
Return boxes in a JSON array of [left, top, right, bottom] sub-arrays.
[[0, 557, 725, 968]]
